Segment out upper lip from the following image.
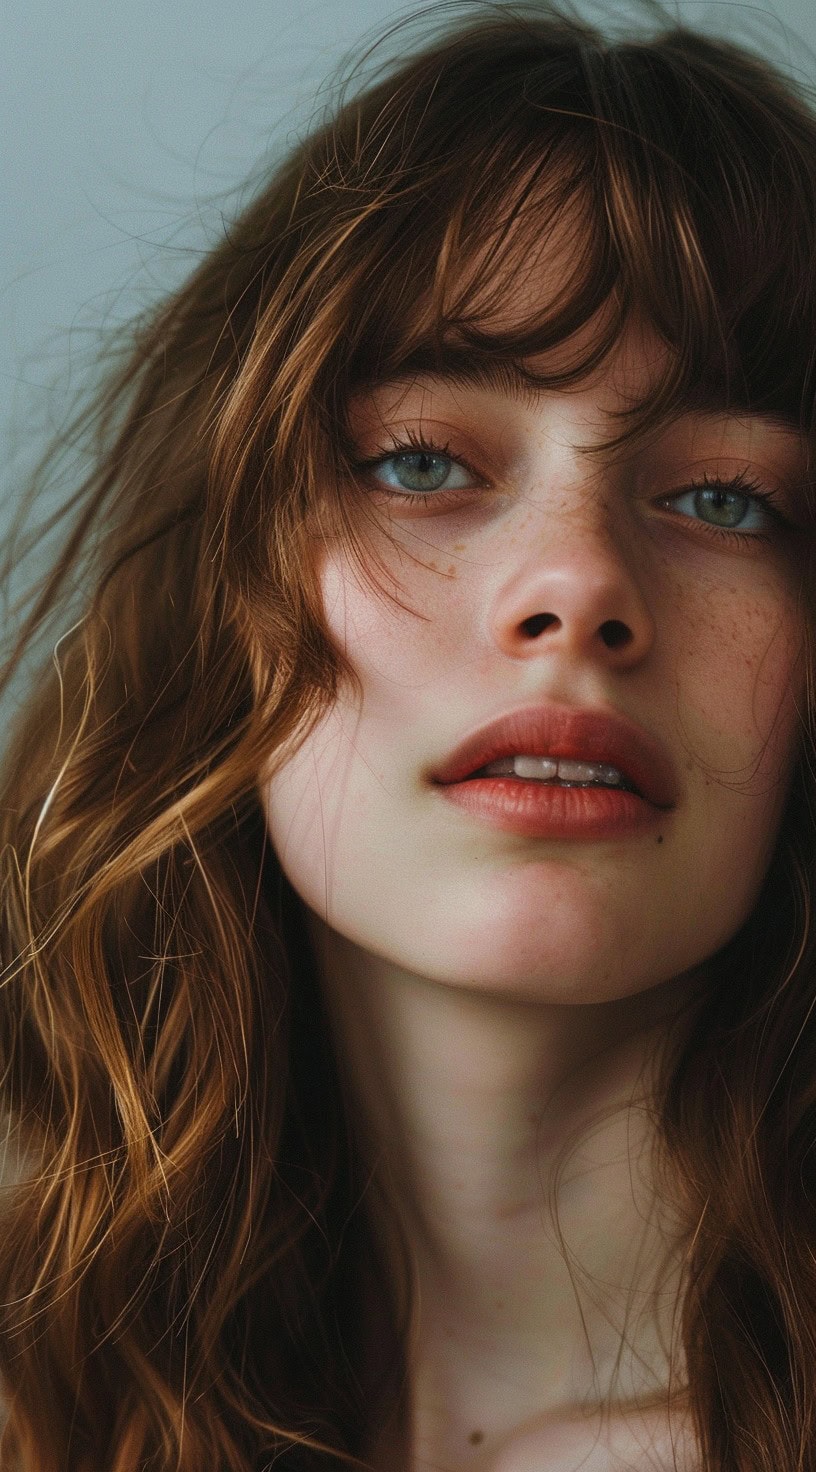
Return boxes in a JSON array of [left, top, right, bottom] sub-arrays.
[[430, 702, 679, 809]]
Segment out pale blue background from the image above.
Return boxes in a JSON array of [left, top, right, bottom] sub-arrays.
[[3, 0, 816, 516]]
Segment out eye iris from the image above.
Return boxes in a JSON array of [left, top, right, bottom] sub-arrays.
[[695, 485, 748, 527], [393, 451, 450, 492]]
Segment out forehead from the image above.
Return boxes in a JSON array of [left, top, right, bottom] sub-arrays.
[[349, 316, 806, 467], [440, 171, 591, 329], [341, 139, 816, 457], [358, 312, 665, 409]]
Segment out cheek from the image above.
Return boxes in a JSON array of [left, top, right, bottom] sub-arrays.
[[670, 575, 803, 778], [259, 550, 460, 927], [665, 574, 804, 937], [317, 540, 465, 692], [260, 697, 392, 935]]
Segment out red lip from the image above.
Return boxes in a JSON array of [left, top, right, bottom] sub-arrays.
[[430, 703, 678, 810]]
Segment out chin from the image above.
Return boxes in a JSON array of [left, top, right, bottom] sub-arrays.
[[360, 915, 676, 1006]]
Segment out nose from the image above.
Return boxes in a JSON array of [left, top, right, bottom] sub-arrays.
[[489, 514, 655, 669]]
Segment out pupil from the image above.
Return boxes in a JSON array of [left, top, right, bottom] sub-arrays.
[[395, 452, 449, 491], [696, 486, 747, 527]]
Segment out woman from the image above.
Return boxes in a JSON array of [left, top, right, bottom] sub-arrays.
[[1, 1, 815, 1467]]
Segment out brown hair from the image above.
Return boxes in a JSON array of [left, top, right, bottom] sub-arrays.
[[2, 1, 816, 1466]]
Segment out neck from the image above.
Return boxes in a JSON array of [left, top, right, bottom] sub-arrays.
[[307, 912, 700, 1462]]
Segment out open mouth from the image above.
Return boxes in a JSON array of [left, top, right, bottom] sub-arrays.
[[430, 703, 678, 811]]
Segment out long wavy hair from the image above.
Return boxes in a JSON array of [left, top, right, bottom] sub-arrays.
[[3, 2, 816, 1467]]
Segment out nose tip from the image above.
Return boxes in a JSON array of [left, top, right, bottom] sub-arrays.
[[493, 538, 655, 666]]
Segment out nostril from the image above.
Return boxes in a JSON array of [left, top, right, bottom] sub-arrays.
[[522, 612, 560, 637], [519, 614, 635, 648], [600, 619, 632, 649]]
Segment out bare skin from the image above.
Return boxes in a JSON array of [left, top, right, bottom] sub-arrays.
[[313, 920, 701, 1472], [261, 310, 807, 1469]]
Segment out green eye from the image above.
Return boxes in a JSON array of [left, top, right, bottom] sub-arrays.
[[370, 448, 474, 496], [691, 485, 751, 527], [665, 475, 783, 536]]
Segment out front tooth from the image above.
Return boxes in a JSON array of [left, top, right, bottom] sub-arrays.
[[513, 756, 559, 780]]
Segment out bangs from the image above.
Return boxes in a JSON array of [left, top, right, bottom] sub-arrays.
[[305, 19, 816, 465]]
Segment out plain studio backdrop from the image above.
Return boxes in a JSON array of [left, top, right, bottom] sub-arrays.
[[2, 0, 816, 686]]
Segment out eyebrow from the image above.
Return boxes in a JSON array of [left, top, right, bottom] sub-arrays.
[[405, 350, 546, 402], [358, 344, 803, 434], [361, 347, 563, 405]]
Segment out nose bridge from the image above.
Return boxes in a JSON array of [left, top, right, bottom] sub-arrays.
[[489, 468, 655, 665]]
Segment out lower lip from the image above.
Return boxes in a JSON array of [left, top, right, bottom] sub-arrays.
[[435, 778, 668, 839]]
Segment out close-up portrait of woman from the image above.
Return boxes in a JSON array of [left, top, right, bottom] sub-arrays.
[[3, 0, 816, 1466]]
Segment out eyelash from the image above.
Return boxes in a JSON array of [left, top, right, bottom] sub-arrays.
[[356, 433, 790, 544]]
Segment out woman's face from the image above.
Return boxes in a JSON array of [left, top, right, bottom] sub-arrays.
[[260, 316, 808, 1004]]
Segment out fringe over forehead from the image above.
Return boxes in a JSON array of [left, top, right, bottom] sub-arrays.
[[271, 7, 816, 456]]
